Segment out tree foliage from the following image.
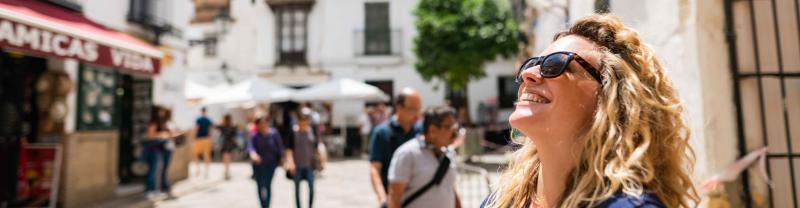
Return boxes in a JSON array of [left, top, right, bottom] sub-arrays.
[[413, 0, 519, 90]]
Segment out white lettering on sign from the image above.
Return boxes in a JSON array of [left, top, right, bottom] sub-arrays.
[[0, 19, 152, 72], [51, 34, 68, 56], [40, 30, 52, 52], [84, 41, 98, 61], [16, 25, 40, 50], [111, 48, 154, 72], [0, 20, 106, 63], [0, 21, 16, 44], [67, 38, 84, 59]]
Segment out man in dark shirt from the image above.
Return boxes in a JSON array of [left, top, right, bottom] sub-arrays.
[[192, 107, 214, 178], [368, 88, 422, 204]]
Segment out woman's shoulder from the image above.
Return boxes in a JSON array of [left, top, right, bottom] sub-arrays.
[[593, 191, 664, 208]]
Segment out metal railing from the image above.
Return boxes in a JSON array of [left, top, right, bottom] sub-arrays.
[[353, 29, 403, 56], [457, 163, 491, 208], [724, 0, 800, 207]]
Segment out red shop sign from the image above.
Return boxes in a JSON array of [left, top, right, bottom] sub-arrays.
[[0, 17, 160, 74]]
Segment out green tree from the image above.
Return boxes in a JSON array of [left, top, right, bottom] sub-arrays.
[[413, 0, 518, 123]]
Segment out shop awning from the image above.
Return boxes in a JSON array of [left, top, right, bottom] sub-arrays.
[[0, 0, 163, 75]]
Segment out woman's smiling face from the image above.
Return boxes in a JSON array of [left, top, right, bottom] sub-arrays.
[[509, 35, 602, 140]]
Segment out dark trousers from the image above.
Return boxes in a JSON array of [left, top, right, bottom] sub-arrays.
[[293, 168, 315, 208], [253, 163, 277, 208], [145, 146, 172, 192]]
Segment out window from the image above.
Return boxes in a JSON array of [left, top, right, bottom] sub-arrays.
[[204, 36, 218, 57], [47, 0, 82, 11], [498, 76, 520, 109], [364, 2, 390, 55], [366, 80, 393, 105], [595, 0, 610, 13], [275, 5, 310, 66], [128, 0, 153, 24]]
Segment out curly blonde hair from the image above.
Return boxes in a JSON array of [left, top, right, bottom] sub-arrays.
[[487, 14, 699, 208]]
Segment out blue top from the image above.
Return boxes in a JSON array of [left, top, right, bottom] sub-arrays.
[[195, 116, 213, 138], [367, 117, 422, 191], [246, 128, 284, 166], [479, 191, 665, 208]]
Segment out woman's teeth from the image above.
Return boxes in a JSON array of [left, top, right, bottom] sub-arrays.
[[519, 93, 550, 103]]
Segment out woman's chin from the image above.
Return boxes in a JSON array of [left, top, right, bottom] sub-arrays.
[[509, 109, 536, 130]]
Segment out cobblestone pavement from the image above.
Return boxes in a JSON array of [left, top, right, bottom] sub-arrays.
[[153, 154, 506, 208], [156, 159, 379, 208]]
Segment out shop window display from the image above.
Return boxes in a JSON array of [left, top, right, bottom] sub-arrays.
[[76, 65, 118, 130]]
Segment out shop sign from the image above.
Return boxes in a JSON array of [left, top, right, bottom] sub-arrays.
[[0, 17, 160, 74], [16, 143, 61, 208]]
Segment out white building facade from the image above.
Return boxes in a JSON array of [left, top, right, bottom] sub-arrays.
[[185, 0, 519, 128]]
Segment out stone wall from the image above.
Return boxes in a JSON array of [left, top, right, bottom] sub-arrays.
[[59, 131, 119, 208], [169, 141, 191, 183]]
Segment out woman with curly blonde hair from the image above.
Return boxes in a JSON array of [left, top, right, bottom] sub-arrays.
[[481, 14, 700, 208]]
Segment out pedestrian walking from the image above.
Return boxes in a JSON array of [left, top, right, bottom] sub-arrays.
[[368, 88, 423, 204], [247, 117, 284, 208], [387, 105, 461, 208], [359, 107, 373, 154], [481, 14, 699, 208], [192, 107, 214, 178], [217, 114, 238, 180], [144, 106, 181, 200], [285, 112, 317, 208]]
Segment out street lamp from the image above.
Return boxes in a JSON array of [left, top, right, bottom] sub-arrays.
[[189, 6, 234, 46], [220, 62, 234, 84], [188, 6, 236, 86]]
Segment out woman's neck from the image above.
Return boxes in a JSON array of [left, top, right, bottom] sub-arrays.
[[533, 136, 580, 207]]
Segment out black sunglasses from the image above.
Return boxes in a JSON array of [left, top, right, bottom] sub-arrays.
[[516, 51, 603, 83]]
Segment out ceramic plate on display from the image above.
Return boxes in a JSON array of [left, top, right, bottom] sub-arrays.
[[103, 73, 114, 87], [82, 112, 93, 124], [101, 94, 113, 107], [36, 73, 52, 93], [82, 70, 94, 82], [55, 74, 73, 96], [50, 100, 68, 121], [95, 72, 105, 84], [99, 110, 111, 125], [86, 90, 98, 106]]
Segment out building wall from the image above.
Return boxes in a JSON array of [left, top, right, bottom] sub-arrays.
[[185, 0, 514, 127], [690, 0, 741, 205], [60, 131, 119, 208], [56, 1, 195, 206]]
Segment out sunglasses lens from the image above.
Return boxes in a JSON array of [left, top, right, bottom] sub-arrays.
[[541, 54, 570, 77]]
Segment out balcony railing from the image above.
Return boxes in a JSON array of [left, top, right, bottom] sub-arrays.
[[353, 29, 402, 56]]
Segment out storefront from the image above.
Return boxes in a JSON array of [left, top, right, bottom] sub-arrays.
[[0, 0, 163, 207]]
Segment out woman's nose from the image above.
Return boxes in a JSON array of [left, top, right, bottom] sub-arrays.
[[519, 66, 543, 84]]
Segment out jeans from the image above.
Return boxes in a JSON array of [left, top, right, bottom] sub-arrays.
[[293, 168, 315, 208], [145, 142, 172, 192], [253, 163, 277, 208]]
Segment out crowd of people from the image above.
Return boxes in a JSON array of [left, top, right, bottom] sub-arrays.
[[140, 103, 327, 207], [142, 87, 465, 208]]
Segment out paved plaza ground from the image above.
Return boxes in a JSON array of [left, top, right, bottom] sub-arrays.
[[98, 154, 506, 208]]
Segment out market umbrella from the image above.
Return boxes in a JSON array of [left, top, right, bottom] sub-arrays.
[[291, 78, 389, 102], [202, 78, 295, 105], [184, 81, 213, 100]]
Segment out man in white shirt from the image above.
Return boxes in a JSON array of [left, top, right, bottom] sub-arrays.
[[387, 105, 461, 208]]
